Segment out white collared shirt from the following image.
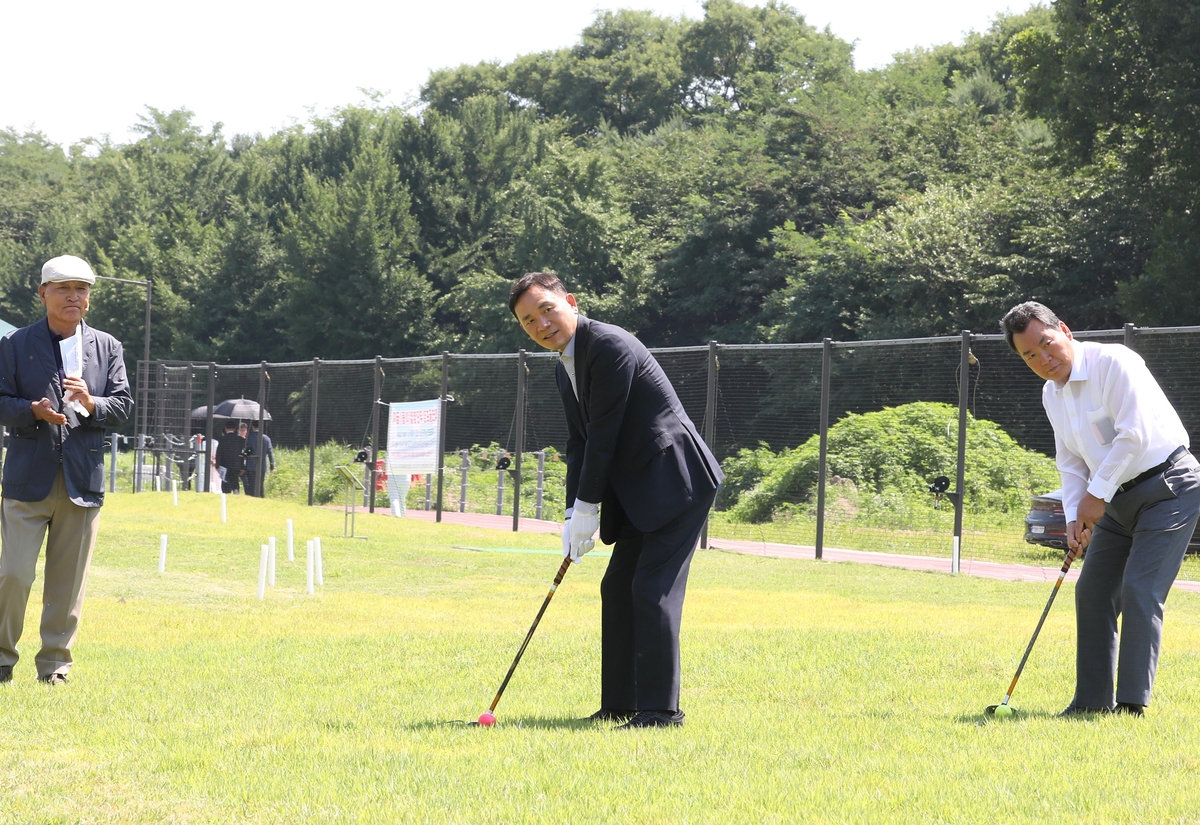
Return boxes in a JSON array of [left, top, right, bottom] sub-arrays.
[[1043, 339, 1188, 522], [558, 334, 579, 400], [559, 333, 581, 519]]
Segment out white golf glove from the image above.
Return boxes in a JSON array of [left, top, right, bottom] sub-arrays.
[[569, 499, 599, 562]]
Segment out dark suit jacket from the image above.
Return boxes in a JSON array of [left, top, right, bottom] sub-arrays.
[[0, 319, 134, 507], [215, 432, 245, 474], [557, 316, 723, 543], [244, 430, 273, 472]]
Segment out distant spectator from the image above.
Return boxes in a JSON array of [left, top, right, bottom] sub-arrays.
[[215, 420, 245, 494], [243, 420, 274, 497]]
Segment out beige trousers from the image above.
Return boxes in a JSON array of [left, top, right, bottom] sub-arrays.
[[0, 470, 101, 678]]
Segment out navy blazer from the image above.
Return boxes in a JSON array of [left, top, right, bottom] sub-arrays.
[[557, 316, 723, 542], [0, 319, 134, 507]]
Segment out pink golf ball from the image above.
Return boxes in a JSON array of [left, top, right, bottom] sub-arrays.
[[478, 712, 496, 727]]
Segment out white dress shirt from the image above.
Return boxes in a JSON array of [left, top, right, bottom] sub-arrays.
[[559, 333, 579, 400], [1043, 339, 1188, 523], [559, 332, 579, 518]]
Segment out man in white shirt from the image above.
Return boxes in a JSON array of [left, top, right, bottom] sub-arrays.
[[1002, 301, 1200, 716]]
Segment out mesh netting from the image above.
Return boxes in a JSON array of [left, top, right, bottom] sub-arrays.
[[126, 324, 1200, 578]]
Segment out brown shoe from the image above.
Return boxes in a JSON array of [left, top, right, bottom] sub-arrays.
[[38, 673, 68, 685]]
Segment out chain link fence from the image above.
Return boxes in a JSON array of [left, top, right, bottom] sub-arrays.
[[115, 323, 1200, 577]]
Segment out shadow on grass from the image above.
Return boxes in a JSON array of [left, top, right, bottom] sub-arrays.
[[411, 716, 597, 732], [953, 709, 1062, 726]]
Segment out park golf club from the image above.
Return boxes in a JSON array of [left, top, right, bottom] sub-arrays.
[[473, 548, 586, 726], [986, 543, 1081, 717]]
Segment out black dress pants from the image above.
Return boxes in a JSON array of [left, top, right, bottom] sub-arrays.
[[599, 489, 715, 712]]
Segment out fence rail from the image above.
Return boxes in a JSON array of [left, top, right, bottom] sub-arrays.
[[111, 323, 1200, 574]]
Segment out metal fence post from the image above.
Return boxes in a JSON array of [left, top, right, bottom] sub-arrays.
[[496, 451, 506, 516], [204, 364, 216, 494], [256, 361, 267, 497], [513, 349, 527, 531], [435, 352, 449, 522], [184, 362, 194, 493], [701, 340, 718, 549], [1124, 322, 1136, 350], [109, 436, 118, 493], [815, 338, 832, 561], [370, 356, 382, 513], [535, 450, 545, 520], [953, 330, 971, 575], [425, 473, 433, 510], [460, 450, 469, 512], [308, 358, 320, 506]]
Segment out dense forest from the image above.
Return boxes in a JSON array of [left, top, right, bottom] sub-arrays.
[[1, 0, 1197, 364]]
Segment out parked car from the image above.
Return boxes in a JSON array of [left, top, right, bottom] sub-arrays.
[[1024, 489, 1200, 552], [1024, 490, 1068, 549]]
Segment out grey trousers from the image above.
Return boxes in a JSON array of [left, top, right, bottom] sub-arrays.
[[0, 469, 102, 678], [1073, 451, 1200, 708]]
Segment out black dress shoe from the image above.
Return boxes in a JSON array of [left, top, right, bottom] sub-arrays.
[[1057, 704, 1112, 717], [37, 673, 68, 685], [0, 665, 12, 684], [615, 710, 685, 729], [1115, 702, 1145, 716], [583, 708, 636, 723]]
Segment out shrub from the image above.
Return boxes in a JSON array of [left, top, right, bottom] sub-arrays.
[[727, 402, 1058, 523]]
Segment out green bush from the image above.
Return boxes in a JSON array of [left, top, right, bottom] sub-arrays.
[[716, 442, 800, 512], [727, 402, 1058, 523]]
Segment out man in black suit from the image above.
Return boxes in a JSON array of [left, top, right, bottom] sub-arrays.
[[214, 421, 245, 494], [0, 255, 133, 684], [509, 272, 723, 729]]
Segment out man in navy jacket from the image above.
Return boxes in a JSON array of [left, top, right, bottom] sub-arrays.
[[510, 272, 723, 728], [0, 255, 133, 684]]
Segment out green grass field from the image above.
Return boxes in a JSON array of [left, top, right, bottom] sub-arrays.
[[6, 492, 1200, 823]]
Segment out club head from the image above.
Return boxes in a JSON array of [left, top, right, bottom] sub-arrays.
[[985, 704, 1017, 718]]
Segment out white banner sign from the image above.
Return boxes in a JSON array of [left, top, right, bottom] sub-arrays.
[[385, 400, 440, 475]]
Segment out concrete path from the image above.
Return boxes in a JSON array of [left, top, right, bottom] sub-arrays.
[[384, 508, 1200, 594]]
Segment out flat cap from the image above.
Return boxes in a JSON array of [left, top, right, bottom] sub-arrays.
[[41, 255, 97, 286]]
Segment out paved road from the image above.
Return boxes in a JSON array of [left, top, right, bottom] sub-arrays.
[[392, 508, 1200, 594]]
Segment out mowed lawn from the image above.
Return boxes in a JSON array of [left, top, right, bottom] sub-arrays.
[[5, 494, 1200, 823]]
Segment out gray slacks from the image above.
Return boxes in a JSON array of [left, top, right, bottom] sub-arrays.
[[0, 469, 102, 678], [1073, 451, 1200, 708]]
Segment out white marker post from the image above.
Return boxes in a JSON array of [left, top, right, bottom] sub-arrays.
[[221, 493, 227, 524], [314, 537, 324, 586], [286, 519, 294, 562], [159, 534, 168, 573], [172, 479, 178, 506], [258, 544, 269, 600], [306, 540, 315, 595], [268, 536, 276, 587]]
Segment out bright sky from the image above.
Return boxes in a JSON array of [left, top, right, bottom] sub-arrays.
[[1, 0, 1028, 148]]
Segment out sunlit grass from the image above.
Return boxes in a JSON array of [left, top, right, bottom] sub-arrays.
[[5, 492, 1200, 821]]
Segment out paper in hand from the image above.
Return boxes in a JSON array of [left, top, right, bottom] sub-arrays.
[[59, 325, 90, 418]]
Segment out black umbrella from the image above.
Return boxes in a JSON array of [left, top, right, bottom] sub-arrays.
[[190, 398, 272, 421]]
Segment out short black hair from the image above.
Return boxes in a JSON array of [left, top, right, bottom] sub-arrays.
[[509, 272, 567, 317], [1000, 302, 1062, 352]]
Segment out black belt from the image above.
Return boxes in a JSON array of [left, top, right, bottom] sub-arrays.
[[1116, 446, 1188, 495]]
